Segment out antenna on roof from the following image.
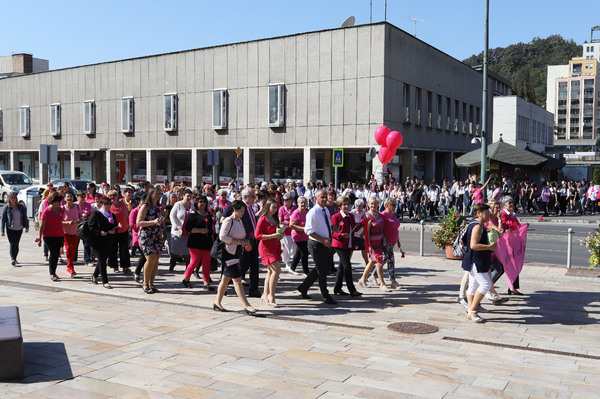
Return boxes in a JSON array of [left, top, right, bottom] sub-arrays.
[[409, 17, 424, 37], [341, 16, 355, 28]]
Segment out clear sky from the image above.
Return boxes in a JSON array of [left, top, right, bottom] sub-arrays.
[[1, 0, 598, 70]]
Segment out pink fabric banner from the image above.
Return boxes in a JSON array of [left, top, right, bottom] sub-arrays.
[[495, 225, 528, 291]]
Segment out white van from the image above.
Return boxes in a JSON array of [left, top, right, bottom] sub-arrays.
[[0, 171, 34, 203]]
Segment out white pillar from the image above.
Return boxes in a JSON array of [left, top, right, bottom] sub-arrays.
[[70, 150, 76, 180], [106, 150, 116, 186], [146, 149, 156, 183], [303, 147, 313, 184], [243, 148, 255, 185]]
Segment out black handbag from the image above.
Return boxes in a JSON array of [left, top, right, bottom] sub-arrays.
[[210, 220, 233, 260]]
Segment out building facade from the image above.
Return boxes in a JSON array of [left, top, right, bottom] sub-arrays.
[[492, 96, 554, 153], [0, 23, 490, 186]]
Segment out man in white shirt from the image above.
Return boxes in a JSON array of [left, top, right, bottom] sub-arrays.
[[297, 189, 336, 304]]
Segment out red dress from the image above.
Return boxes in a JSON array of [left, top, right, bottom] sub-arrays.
[[255, 215, 283, 266]]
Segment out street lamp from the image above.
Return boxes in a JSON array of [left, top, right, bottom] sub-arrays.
[[480, 0, 490, 201]]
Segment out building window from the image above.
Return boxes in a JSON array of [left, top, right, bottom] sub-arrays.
[[20, 106, 30, 138], [121, 97, 134, 133], [164, 94, 178, 132], [83, 100, 95, 134], [268, 83, 285, 127], [415, 88, 422, 125], [446, 97, 451, 131], [50, 103, 61, 136], [0, 109, 3, 140], [436, 94, 442, 130], [212, 89, 227, 130], [403, 84, 411, 123]]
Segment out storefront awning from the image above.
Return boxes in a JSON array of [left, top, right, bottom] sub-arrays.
[[455, 140, 547, 168]]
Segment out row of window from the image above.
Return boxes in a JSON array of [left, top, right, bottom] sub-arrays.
[[0, 84, 285, 139], [517, 115, 553, 145], [401, 84, 481, 134]]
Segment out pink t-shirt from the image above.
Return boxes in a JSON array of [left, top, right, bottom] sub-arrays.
[[41, 207, 64, 237], [62, 204, 80, 235], [381, 210, 400, 244], [290, 209, 308, 242], [278, 204, 297, 236], [472, 188, 484, 204], [78, 201, 93, 219]]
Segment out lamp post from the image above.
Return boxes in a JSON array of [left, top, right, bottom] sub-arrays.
[[480, 0, 489, 201]]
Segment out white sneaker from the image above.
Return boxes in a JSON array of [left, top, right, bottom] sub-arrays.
[[458, 298, 468, 309], [379, 285, 392, 292], [367, 275, 378, 286], [285, 265, 293, 273], [289, 269, 300, 276], [358, 280, 369, 288], [484, 292, 493, 301]]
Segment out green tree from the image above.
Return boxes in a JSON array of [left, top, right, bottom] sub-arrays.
[[593, 166, 600, 185], [463, 35, 582, 107]]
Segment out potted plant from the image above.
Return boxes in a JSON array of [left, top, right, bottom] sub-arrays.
[[431, 207, 469, 259], [581, 224, 600, 269]]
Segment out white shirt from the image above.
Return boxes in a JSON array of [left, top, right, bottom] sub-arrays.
[[304, 204, 331, 242]]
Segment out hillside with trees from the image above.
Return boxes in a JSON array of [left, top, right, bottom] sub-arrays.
[[463, 35, 582, 107]]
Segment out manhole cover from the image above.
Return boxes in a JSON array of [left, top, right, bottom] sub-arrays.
[[388, 322, 438, 334]]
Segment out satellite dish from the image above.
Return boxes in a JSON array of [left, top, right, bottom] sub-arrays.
[[341, 16, 355, 28]]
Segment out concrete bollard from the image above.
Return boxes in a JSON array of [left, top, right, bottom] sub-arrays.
[[420, 220, 425, 256], [567, 228, 573, 269]]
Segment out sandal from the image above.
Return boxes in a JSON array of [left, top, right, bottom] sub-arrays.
[[143, 285, 153, 294], [468, 310, 485, 323]]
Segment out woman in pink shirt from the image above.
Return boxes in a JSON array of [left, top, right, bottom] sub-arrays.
[[499, 196, 526, 295], [289, 196, 310, 276], [38, 192, 65, 281], [62, 192, 81, 276], [357, 197, 391, 292], [380, 197, 401, 289]]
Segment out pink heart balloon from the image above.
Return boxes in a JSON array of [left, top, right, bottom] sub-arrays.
[[378, 146, 392, 164], [386, 130, 403, 150], [374, 125, 391, 146]]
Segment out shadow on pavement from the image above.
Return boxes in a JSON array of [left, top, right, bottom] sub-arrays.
[[9, 342, 74, 383], [487, 290, 599, 325]]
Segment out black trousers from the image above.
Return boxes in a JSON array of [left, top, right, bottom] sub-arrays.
[[6, 228, 23, 261], [298, 240, 331, 298], [92, 237, 114, 284], [44, 236, 64, 276], [240, 239, 259, 292], [291, 240, 310, 275], [334, 248, 356, 293], [109, 231, 131, 270]]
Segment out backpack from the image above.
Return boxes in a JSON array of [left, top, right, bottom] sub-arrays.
[[452, 220, 477, 257], [77, 220, 91, 241]]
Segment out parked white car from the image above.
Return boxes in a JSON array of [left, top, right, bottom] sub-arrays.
[[0, 171, 34, 203]]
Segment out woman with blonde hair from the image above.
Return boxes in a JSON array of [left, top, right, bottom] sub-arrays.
[[357, 196, 391, 292]]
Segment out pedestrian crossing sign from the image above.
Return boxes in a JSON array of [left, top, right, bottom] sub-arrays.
[[333, 148, 343, 167]]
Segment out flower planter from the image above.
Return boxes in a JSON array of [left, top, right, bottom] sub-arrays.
[[445, 245, 462, 260]]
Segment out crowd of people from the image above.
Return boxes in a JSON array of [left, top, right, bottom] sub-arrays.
[[2, 178, 407, 314], [0, 173, 569, 321]]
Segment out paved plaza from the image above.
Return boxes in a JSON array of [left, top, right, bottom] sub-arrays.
[[0, 229, 599, 398]]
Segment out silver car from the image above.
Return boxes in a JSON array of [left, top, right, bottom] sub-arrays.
[[0, 171, 34, 203]]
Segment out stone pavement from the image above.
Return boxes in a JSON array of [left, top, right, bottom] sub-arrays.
[[0, 231, 599, 398]]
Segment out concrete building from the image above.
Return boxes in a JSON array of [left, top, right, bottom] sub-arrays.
[[546, 56, 600, 181], [0, 22, 491, 186], [492, 96, 554, 153]]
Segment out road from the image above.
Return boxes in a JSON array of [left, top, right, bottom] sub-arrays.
[[399, 222, 597, 269]]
